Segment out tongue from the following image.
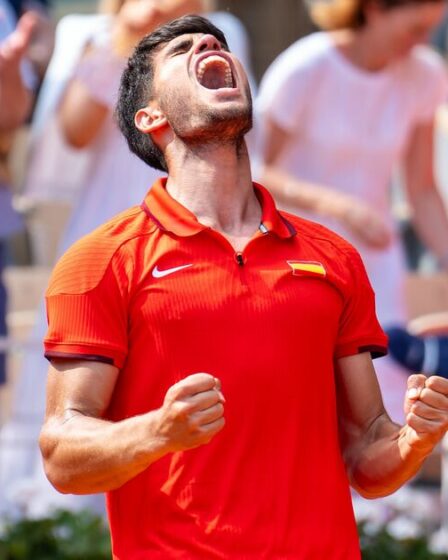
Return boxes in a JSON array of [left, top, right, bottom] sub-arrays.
[[201, 66, 228, 90]]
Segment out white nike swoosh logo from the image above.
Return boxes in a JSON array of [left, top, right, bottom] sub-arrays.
[[152, 264, 193, 278]]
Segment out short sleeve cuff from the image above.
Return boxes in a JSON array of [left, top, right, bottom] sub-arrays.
[[44, 341, 126, 368], [335, 336, 388, 360]]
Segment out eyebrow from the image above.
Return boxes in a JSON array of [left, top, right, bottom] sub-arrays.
[[163, 35, 230, 58], [164, 37, 194, 57]]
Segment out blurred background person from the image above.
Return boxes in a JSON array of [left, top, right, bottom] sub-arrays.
[[0, 0, 255, 520], [256, 0, 448, 424], [7, 0, 54, 89], [0, 9, 36, 388]]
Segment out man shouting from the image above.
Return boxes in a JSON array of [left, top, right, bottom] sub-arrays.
[[39, 15, 448, 559]]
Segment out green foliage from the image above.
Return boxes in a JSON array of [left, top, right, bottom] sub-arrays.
[[1, 511, 448, 559], [0, 510, 111, 560], [358, 522, 448, 560]]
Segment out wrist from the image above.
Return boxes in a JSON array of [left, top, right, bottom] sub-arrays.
[[325, 193, 354, 223], [398, 425, 434, 462], [141, 409, 173, 460]]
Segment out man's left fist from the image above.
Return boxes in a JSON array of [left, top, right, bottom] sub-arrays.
[[403, 374, 448, 451]]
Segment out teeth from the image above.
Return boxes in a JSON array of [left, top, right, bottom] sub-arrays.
[[196, 55, 234, 89]]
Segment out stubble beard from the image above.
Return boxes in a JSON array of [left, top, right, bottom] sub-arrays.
[[162, 86, 253, 148]]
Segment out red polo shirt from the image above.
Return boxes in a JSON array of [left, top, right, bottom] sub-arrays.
[[45, 179, 387, 559]]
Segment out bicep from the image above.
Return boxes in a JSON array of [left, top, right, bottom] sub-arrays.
[[45, 359, 120, 421], [335, 352, 390, 452]]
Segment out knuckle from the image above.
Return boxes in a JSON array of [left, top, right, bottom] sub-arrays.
[[425, 377, 439, 391], [166, 382, 184, 400], [215, 403, 224, 416], [215, 416, 226, 430], [170, 400, 191, 418], [407, 412, 420, 428], [409, 373, 425, 386], [411, 405, 422, 418]]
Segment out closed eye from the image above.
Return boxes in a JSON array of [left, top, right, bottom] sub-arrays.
[[168, 38, 194, 56]]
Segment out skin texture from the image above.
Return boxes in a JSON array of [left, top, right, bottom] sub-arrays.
[[0, 11, 36, 130], [261, 1, 448, 259], [40, 30, 448, 499]]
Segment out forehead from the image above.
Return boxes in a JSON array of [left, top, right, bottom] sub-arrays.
[[158, 32, 202, 53]]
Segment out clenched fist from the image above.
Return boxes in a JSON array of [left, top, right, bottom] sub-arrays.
[[402, 374, 448, 452], [153, 373, 225, 453]]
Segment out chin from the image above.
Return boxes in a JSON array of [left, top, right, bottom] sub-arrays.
[[169, 99, 253, 144], [196, 111, 252, 143]]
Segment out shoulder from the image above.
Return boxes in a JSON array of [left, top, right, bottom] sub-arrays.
[[282, 212, 371, 298], [283, 211, 361, 261], [47, 206, 157, 296], [262, 32, 332, 82], [401, 45, 447, 80]]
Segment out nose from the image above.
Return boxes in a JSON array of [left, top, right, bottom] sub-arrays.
[[195, 34, 221, 54]]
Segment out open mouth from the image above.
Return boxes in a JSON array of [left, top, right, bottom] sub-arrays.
[[196, 55, 235, 90]]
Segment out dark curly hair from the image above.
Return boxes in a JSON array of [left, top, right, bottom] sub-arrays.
[[116, 14, 228, 172]]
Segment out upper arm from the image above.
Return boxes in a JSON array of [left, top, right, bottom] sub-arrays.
[[262, 118, 294, 166], [257, 45, 310, 168], [58, 77, 109, 148], [403, 119, 435, 198], [44, 359, 119, 423], [403, 49, 448, 197], [335, 353, 393, 459]]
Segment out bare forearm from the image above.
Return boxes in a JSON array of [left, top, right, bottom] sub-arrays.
[[261, 165, 350, 219], [347, 416, 431, 498], [40, 371, 225, 495], [409, 188, 448, 268], [58, 79, 109, 148], [39, 410, 168, 494], [262, 165, 392, 248], [58, 38, 125, 148], [0, 73, 32, 129]]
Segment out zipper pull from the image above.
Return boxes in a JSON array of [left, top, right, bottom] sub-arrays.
[[235, 252, 244, 266]]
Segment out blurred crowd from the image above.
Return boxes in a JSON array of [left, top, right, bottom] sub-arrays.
[[0, 0, 448, 544]]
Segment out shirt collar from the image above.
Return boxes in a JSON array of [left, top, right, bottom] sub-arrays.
[[141, 178, 296, 239]]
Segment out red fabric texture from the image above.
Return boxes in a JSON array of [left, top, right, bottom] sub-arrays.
[[45, 179, 387, 559]]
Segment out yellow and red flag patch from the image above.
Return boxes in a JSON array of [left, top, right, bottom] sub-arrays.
[[287, 261, 326, 277]]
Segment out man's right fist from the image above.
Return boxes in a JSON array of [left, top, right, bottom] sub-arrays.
[[154, 373, 225, 453]]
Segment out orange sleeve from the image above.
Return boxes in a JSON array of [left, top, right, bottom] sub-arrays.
[[44, 241, 130, 368], [334, 247, 388, 360]]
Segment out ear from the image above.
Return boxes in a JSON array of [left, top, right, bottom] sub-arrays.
[[134, 105, 168, 135]]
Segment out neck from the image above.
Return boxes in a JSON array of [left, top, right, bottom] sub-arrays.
[[332, 29, 391, 72], [164, 137, 261, 241]]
